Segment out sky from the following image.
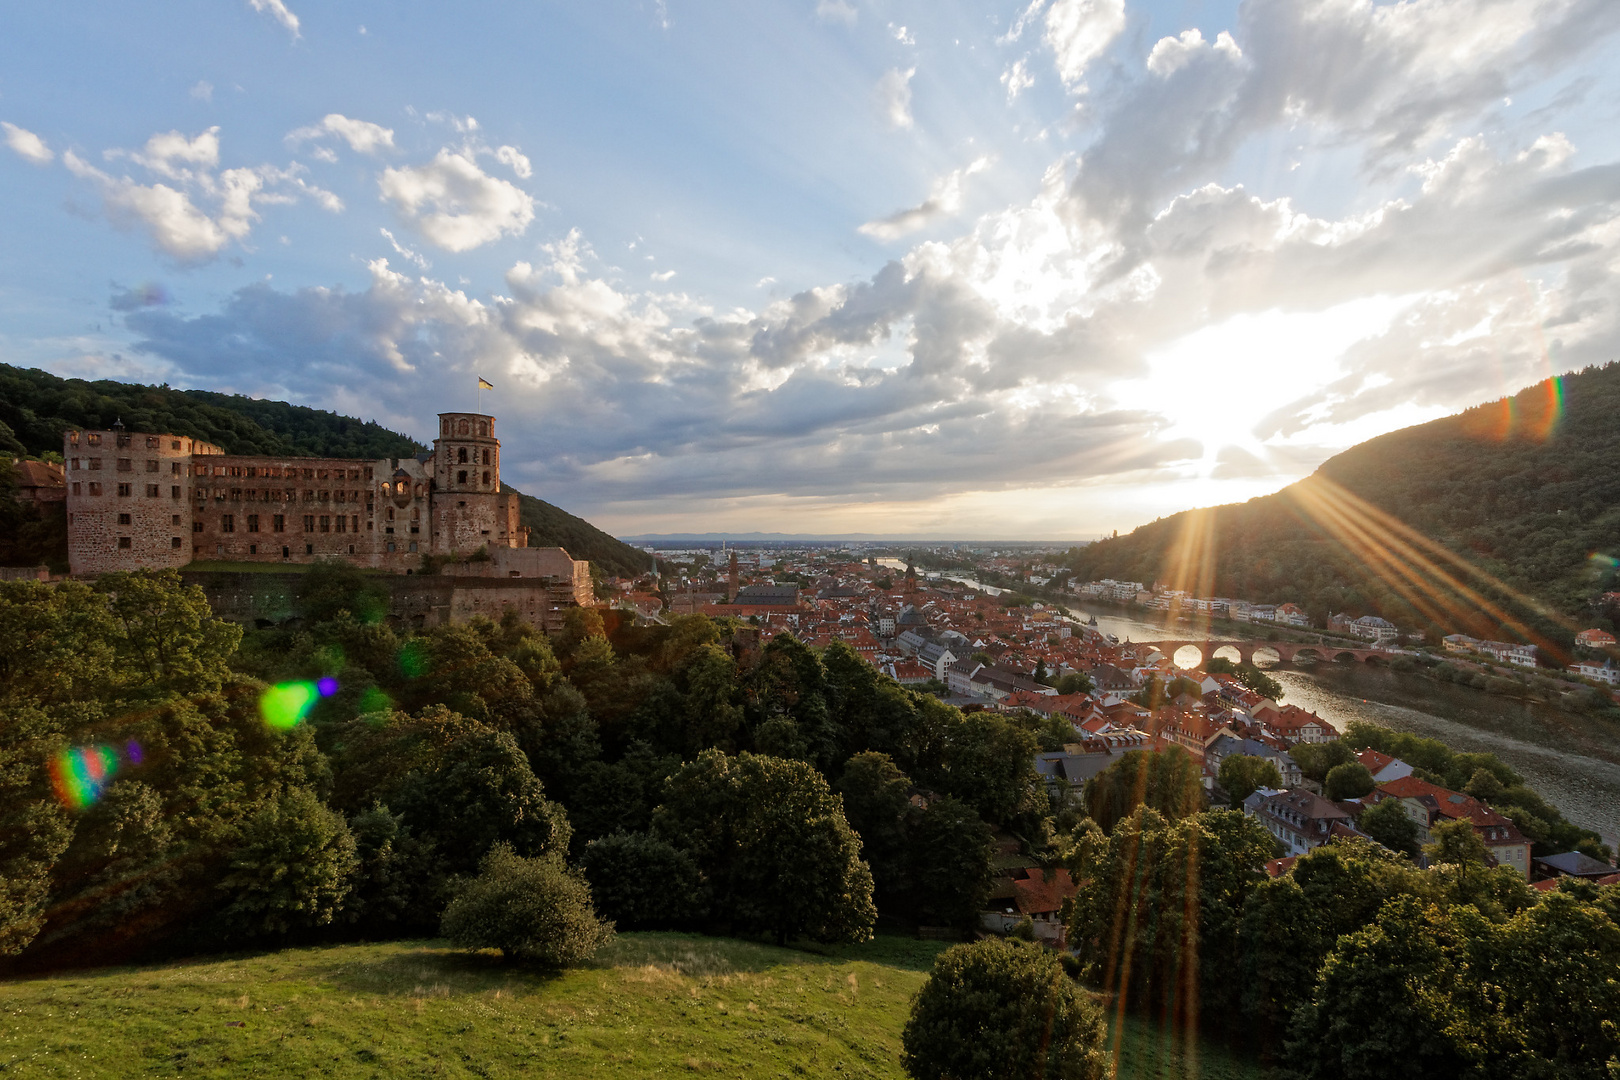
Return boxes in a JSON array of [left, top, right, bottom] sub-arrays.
[[4, 0, 1620, 539]]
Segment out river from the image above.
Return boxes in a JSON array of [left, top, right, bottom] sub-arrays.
[[1071, 604, 1620, 849]]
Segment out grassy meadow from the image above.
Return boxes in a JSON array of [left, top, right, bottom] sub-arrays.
[[0, 934, 1261, 1079]]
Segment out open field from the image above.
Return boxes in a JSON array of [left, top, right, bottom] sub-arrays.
[[0, 935, 1262, 1079]]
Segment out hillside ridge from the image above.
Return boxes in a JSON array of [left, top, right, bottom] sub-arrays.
[[1065, 363, 1620, 655]]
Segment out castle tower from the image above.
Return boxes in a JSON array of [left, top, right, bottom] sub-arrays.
[[431, 412, 523, 554], [63, 426, 222, 575]]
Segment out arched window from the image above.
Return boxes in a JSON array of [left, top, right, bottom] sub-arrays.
[[457, 419, 470, 436], [481, 448, 490, 465], [458, 447, 468, 463], [477, 421, 488, 437], [396, 480, 408, 495]]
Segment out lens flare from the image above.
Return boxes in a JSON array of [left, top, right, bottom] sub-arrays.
[[259, 678, 340, 729], [397, 640, 430, 678], [48, 745, 121, 810]]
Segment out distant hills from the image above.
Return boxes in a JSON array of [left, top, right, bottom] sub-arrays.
[[619, 532, 1093, 544], [1065, 363, 1620, 657], [0, 363, 651, 578]]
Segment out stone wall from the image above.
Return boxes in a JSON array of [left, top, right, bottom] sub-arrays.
[[66, 429, 221, 575]]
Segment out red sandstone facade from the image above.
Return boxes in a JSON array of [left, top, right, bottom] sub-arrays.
[[63, 412, 591, 615]]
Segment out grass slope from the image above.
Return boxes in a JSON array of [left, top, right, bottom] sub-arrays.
[[0, 935, 1257, 1079], [0, 363, 651, 577]]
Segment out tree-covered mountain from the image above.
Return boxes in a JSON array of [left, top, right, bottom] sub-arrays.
[[1065, 363, 1620, 658], [0, 363, 651, 577]]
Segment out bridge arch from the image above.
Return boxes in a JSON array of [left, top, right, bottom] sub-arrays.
[[1333, 650, 1360, 664], [1291, 647, 1325, 664], [1172, 644, 1204, 669], [1252, 645, 1282, 667], [1210, 644, 1244, 665]]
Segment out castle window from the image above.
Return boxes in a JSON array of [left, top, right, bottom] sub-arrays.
[[458, 447, 468, 464], [482, 449, 490, 466], [172, 537, 182, 548], [221, 515, 234, 533], [87, 433, 100, 446], [171, 514, 181, 526], [335, 490, 345, 503], [72, 482, 81, 495], [334, 516, 346, 534], [69, 432, 80, 445], [247, 515, 260, 533], [458, 419, 470, 436], [70, 458, 79, 470], [117, 459, 133, 472], [117, 483, 132, 497], [395, 481, 408, 495], [248, 544, 257, 555], [118, 537, 131, 549], [305, 544, 313, 555], [303, 515, 315, 532], [193, 521, 203, 533], [482, 470, 490, 486], [146, 459, 159, 472], [171, 462, 181, 474], [172, 485, 181, 499], [478, 421, 488, 437], [171, 441, 181, 450], [146, 484, 160, 497], [319, 516, 331, 533], [352, 516, 359, 533], [387, 508, 395, 520], [273, 514, 285, 532], [458, 470, 468, 484], [146, 437, 159, 448], [118, 513, 132, 525], [409, 541, 418, 553]]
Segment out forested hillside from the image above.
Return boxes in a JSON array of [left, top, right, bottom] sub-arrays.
[[1066, 363, 1620, 655], [0, 363, 651, 576]]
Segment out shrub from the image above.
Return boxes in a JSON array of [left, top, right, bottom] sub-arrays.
[[440, 844, 613, 966], [902, 939, 1109, 1080], [578, 831, 706, 930]]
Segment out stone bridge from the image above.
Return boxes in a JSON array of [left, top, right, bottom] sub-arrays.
[[1141, 638, 1400, 667]]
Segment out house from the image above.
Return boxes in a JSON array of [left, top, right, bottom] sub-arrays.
[[729, 584, 802, 607], [1274, 603, 1312, 628], [1355, 748, 1413, 784], [915, 641, 958, 682], [982, 867, 1079, 947], [889, 660, 934, 686], [1254, 788, 1357, 856], [1253, 704, 1337, 745], [1531, 851, 1620, 883], [1206, 734, 1302, 787], [1368, 776, 1533, 878], [1352, 615, 1399, 644], [9, 459, 66, 505], [1572, 659, 1620, 685], [1575, 628, 1616, 649]]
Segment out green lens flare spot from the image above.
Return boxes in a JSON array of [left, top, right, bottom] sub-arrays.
[[261, 681, 320, 729]]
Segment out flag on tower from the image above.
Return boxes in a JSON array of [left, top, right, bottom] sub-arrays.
[[478, 377, 494, 390]]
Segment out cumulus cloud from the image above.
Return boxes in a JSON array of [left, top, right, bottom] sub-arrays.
[[60, 127, 340, 262], [1001, 59, 1035, 103], [378, 150, 535, 252], [2, 122, 53, 165], [877, 67, 916, 130], [247, 0, 300, 38], [286, 114, 396, 156], [859, 157, 992, 241], [1044, 0, 1125, 91], [495, 145, 532, 179]]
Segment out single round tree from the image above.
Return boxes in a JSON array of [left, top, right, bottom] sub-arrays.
[[1358, 797, 1421, 858], [440, 843, 613, 967], [901, 939, 1109, 1080], [1324, 761, 1376, 801]]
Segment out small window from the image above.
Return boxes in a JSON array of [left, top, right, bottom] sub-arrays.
[[303, 515, 315, 532], [88, 458, 102, 470], [118, 513, 132, 525], [72, 482, 82, 495], [118, 536, 132, 549], [247, 514, 260, 533], [272, 514, 285, 532], [117, 458, 132, 472], [458, 419, 470, 436], [117, 483, 132, 497], [171, 485, 181, 499], [482, 449, 490, 466], [248, 544, 257, 555], [171, 537, 182, 548], [305, 543, 314, 554], [146, 437, 158, 448], [458, 447, 468, 464], [221, 515, 235, 533], [483, 470, 490, 485], [171, 514, 181, 526], [193, 521, 204, 533], [458, 470, 468, 483], [146, 484, 160, 497], [334, 515, 346, 534], [87, 433, 101, 446], [71, 458, 80, 470], [146, 459, 159, 472], [171, 440, 181, 450], [319, 515, 331, 533]]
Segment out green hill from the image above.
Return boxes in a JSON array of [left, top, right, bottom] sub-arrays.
[[1066, 363, 1620, 657], [0, 363, 651, 577], [0, 934, 1256, 1079]]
